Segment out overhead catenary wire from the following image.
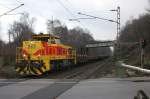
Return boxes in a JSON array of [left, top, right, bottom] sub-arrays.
[[56, 0, 92, 30], [0, 3, 24, 17], [0, 3, 11, 10], [64, 0, 78, 11], [56, 0, 91, 30], [15, 0, 23, 4], [56, 0, 79, 21], [4, 13, 24, 15], [0, 0, 25, 18], [64, 0, 117, 29], [78, 12, 117, 23], [69, 17, 96, 21]]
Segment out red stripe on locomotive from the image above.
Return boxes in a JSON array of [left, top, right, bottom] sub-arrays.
[[33, 42, 68, 56]]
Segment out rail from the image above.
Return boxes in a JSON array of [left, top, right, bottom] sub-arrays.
[[117, 61, 150, 74]]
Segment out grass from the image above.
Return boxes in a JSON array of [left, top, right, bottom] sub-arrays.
[[0, 57, 18, 78], [0, 65, 18, 78]]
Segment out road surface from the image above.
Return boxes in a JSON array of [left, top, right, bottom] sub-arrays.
[[0, 77, 150, 99]]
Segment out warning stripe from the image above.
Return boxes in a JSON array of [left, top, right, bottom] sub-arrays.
[[27, 66, 33, 75], [43, 65, 47, 70], [18, 66, 26, 74], [22, 66, 27, 75], [26, 65, 30, 75], [19, 70, 24, 75], [29, 68, 36, 75], [41, 67, 46, 72], [30, 66, 37, 75], [38, 67, 44, 74], [16, 65, 46, 76], [26, 70, 30, 75], [22, 66, 28, 75], [24, 66, 28, 71], [15, 67, 21, 72], [33, 67, 42, 75]]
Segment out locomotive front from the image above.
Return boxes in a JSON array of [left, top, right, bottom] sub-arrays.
[[16, 40, 46, 75]]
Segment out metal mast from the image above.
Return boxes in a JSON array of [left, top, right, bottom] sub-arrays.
[[117, 6, 120, 43]]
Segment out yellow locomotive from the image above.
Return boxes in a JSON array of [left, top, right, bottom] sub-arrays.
[[15, 33, 76, 75]]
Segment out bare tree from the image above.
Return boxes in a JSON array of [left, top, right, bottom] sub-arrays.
[[8, 12, 36, 46], [46, 19, 62, 34], [119, 12, 150, 65], [4, 12, 36, 65]]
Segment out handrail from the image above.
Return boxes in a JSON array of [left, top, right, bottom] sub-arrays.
[[117, 61, 150, 74]]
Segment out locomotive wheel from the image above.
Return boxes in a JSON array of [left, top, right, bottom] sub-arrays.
[[15, 65, 26, 75]]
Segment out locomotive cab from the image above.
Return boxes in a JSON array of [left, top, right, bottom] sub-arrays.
[[32, 33, 61, 44], [48, 37, 61, 44]]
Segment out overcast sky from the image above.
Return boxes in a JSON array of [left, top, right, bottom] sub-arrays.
[[0, 0, 149, 42]]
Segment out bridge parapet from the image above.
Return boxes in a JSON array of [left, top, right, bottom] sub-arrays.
[[86, 40, 116, 48]]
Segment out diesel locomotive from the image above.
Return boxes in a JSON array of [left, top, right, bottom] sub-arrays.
[[15, 33, 76, 75]]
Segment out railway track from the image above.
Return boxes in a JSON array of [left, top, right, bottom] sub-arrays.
[[43, 58, 114, 79], [64, 58, 113, 79]]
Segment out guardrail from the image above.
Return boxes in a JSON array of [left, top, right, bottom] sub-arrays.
[[117, 61, 150, 74]]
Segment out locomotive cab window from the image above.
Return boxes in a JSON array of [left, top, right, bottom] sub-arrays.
[[55, 39, 61, 44], [32, 35, 49, 42], [38, 37, 49, 42], [48, 38, 61, 44], [32, 34, 61, 43], [48, 38, 56, 44]]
